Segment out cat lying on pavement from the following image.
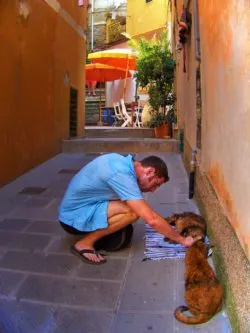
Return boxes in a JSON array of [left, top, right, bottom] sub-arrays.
[[164, 212, 207, 243]]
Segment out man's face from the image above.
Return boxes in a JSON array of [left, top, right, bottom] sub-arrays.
[[138, 167, 166, 193]]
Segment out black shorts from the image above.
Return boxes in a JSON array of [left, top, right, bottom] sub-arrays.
[[59, 221, 134, 252], [59, 221, 88, 235]]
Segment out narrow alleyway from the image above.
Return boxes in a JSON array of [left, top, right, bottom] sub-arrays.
[[0, 152, 232, 333]]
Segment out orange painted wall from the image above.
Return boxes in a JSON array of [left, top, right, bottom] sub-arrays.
[[173, 0, 250, 260], [173, 1, 199, 148], [0, 1, 87, 186]]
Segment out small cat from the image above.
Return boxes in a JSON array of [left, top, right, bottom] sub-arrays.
[[175, 240, 224, 325], [164, 212, 207, 243]]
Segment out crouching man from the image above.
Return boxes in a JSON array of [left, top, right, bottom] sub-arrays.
[[58, 154, 199, 265]]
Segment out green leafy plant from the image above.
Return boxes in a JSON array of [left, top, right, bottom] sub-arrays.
[[146, 109, 165, 128], [129, 30, 176, 128], [146, 100, 176, 128]]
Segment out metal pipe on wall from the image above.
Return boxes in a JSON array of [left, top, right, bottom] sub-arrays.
[[91, 0, 94, 50]]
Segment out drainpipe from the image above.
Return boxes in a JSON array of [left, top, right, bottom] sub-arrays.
[[189, 148, 197, 199], [91, 0, 94, 50], [193, 0, 200, 61]]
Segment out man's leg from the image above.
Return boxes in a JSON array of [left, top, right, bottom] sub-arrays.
[[74, 201, 138, 263]]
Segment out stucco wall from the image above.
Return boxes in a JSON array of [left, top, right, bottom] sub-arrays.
[[174, 0, 250, 260], [199, 1, 250, 260], [127, 0, 169, 38], [0, 0, 86, 186]]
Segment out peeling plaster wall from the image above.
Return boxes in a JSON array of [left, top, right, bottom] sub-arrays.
[[0, 0, 87, 186], [174, 0, 250, 260], [199, 1, 250, 260]]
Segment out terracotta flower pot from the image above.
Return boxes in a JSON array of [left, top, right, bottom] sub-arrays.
[[154, 123, 172, 138]]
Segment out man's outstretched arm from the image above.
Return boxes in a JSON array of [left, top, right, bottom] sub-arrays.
[[127, 199, 200, 247]]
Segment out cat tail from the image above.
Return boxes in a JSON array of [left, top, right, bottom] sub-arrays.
[[174, 306, 210, 325]]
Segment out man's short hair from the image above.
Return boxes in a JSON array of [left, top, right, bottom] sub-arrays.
[[140, 156, 169, 182]]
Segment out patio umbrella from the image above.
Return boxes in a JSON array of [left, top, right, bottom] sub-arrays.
[[88, 49, 137, 100], [85, 63, 132, 125], [88, 49, 137, 70]]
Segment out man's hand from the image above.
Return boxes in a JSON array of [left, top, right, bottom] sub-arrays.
[[126, 200, 203, 247], [181, 235, 202, 247]]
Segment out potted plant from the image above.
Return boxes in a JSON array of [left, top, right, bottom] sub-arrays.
[[146, 92, 176, 138], [164, 92, 177, 137], [129, 31, 176, 137]]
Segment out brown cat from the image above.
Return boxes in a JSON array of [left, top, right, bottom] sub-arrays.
[[175, 240, 224, 325], [164, 212, 207, 243]]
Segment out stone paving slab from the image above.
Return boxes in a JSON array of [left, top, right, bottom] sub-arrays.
[[0, 251, 79, 276], [111, 312, 175, 333], [0, 231, 52, 251], [0, 299, 114, 333], [0, 299, 55, 333], [16, 275, 121, 309], [0, 271, 26, 296], [130, 221, 146, 260], [75, 258, 127, 281], [49, 308, 114, 333], [119, 259, 176, 312], [0, 218, 32, 232], [0, 152, 232, 333], [23, 220, 66, 235]]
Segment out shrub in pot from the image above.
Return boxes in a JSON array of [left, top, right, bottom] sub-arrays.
[[129, 30, 176, 135]]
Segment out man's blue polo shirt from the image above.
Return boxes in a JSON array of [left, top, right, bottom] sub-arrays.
[[58, 153, 143, 231]]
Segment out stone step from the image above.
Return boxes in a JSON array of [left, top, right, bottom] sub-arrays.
[[85, 96, 106, 102], [85, 100, 105, 125], [85, 126, 155, 138], [61, 137, 180, 153]]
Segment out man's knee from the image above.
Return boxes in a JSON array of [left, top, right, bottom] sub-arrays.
[[127, 210, 139, 222]]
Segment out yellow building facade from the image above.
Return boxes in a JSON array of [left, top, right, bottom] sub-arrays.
[[126, 0, 170, 38], [0, 0, 87, 186]]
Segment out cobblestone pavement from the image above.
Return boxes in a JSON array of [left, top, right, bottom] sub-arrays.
[[0, 153, 232, 333]]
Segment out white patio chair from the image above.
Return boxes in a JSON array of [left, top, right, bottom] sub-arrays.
[[134, 100, 143, 128], [120, 98, 132, 127], [113, 102, 124, 126]]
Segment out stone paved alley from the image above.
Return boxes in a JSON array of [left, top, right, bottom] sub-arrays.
[[0, 152, 232, 333]]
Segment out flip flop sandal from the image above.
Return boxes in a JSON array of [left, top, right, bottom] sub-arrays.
[[70, 246, 107, 265]]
